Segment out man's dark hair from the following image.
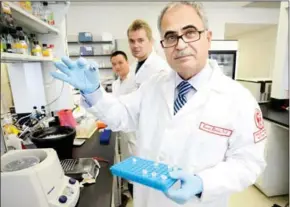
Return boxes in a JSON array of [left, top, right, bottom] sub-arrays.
[[111, 50, 128, 61]]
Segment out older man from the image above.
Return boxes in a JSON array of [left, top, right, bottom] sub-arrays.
[[51, 2, 266, 207]]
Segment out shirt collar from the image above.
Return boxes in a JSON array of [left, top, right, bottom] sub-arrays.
[[175, 60, 212, 91], [118, 71, 131, 82]]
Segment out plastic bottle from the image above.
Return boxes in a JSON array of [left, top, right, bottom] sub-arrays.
[[3, 115, 20, 135], [16, 27, 30, 50], [32, 41, 42, 57], [16, 27, 26, 53], [1, 35, 7, 52], [48, 44, 54, 58], [42, 43, 49, 57], [11, 33, 20, 54], [18, 36, 28, 55]]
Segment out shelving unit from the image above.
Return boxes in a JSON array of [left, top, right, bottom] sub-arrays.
[[67, 34, 117, 83], [68, 41, 113, 44], [1, 53, 53, 62], [1, 2, 60, 63], [99, 67, 112, 69], [69, 54, 111, 57], [1, 2, 74, 114], [7, 2, 60, 34]]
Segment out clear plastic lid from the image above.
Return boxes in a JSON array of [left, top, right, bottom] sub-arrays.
[[3, 156, 40, 172]]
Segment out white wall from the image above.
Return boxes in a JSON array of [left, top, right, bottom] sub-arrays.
[[66, 2, 281, 83], [66, 2, 279, 64], [67, 2, 279, 40], [234, 25, 278, 79]]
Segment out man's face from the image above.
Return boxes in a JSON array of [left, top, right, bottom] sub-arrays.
[[128, 29, 153, 61], [111, 54, 130, 78], [160, 5, 212, 79]]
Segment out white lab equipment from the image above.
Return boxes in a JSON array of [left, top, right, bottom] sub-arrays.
[[1, 148, 80, 207], [236, 78, 272, 103], [5, 134, 23, 150]]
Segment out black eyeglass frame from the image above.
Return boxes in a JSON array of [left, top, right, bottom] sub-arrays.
[[160, 30, 206, 48]]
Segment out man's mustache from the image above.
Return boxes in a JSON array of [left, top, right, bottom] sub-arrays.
[[175, 50, 195, 59]]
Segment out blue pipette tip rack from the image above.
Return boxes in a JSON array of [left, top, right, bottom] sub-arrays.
[[110, 156, 178, 192]]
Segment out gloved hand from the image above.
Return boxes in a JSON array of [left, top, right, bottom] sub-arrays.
[[51, 56, 100, 94], [165, 170, 203, 205]]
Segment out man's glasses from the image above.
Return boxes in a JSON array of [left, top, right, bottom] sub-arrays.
[[160, 30, 205, 48]]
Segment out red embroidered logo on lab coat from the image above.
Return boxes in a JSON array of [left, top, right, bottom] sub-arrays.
[[254, 128, 267, 143], [254, 108, 264, 129], [199, 122, 233, 137], [253, 108, 266, 143]]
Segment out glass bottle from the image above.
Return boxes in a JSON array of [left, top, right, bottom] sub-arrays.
[[6, 30, 16, 53], [42, 2, 48, 23], [32, 2, 43, 19]]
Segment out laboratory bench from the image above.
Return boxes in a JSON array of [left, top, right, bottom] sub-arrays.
[[259, 103, 289, 128], [255, 103, 289, 197], [25, 131, 117, 207], [73, 131, 116, 207]]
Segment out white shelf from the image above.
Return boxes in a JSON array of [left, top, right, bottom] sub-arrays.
[[8, 2, 60, 34], [1, 53, 53, 62]]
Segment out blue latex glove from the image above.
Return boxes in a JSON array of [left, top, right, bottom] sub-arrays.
[[165, 170, 203, 205], [51, 56, 100, 94]]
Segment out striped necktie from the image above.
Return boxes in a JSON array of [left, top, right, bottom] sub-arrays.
[[174, 81, 193, 115]]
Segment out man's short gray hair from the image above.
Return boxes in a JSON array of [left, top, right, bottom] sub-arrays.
[[158, 2, 209, 33]]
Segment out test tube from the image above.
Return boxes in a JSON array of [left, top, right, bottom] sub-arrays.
[[151, 171, 157, 178], [154, 162, 159, 168], [132, 158, 137, 164], [142, 169, 148, 175], [161, 175, 167, 181]]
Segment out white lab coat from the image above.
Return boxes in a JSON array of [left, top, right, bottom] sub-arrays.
[[130, 50, 171, 88], [112, 74, 137, 161], [83, 59, 266, 207]]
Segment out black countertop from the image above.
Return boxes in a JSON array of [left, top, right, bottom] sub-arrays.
[[259, 104, 289, 128], [74, 131, 116, 207]]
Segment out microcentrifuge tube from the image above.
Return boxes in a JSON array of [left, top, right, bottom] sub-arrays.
[[151, 172, 157, 177], [132, 158, 137, 163], [142, 169, 148, 175], [154, 162, 159, 167], [161, 175, 167, 180]]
